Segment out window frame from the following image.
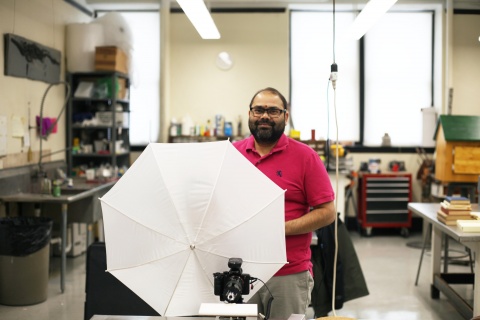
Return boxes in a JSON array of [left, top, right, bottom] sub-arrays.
[[96, 10, 161, 148], [289, 8, 438, 151]]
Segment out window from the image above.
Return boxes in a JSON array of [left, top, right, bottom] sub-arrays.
[[290, 11, 359, 142], [364, 12, 433, 146], [121, 12, 160, 146], [97, 11, 160, 146], [291, 9, 435, 146]]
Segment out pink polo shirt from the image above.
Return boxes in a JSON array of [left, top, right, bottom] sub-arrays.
[[233, 134, 335, 276]]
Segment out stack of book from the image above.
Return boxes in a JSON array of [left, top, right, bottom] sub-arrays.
[[437, 196, 473, 226]]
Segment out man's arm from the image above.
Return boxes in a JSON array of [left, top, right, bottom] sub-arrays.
[[284, 201, 336, 236]]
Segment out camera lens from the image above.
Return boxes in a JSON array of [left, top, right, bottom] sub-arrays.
[[223, 275, 244, 303]]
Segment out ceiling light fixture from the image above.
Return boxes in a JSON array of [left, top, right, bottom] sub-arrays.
[[176, 0, 220, 39], [350, 0, 398, 40]]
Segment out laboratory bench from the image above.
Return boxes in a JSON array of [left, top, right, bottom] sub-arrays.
[[408, 202, 479, 319], [0, 177, 116, 293]]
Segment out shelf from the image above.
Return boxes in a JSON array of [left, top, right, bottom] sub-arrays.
[[72, 152, 130, 158], [67, 71, 131, 176], [168, 135, 242, 143], [71, 125, 129, 130], [72, 97, 130, 104], [366, 209, 409, 214]]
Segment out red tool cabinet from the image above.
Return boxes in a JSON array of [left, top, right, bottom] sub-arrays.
[[357, 173, 412, 236]]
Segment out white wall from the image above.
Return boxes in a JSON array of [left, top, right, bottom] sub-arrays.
[[0, 0, 91, 169], [452, 14, 480, 116], [167, 12, 289, 139]]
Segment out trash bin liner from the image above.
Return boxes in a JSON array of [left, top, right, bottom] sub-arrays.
[[0, 217, 53, 306], [0, 217, 53, 256]]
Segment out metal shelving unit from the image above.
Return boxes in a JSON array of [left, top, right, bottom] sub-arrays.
[[66, 71, 130, 177]]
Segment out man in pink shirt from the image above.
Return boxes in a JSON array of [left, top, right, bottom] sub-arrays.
[[234, 87, 335, 319]]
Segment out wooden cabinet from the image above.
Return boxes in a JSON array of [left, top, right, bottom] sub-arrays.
[[66, 71, 130, 177], [357, 173, 412, 236], [434, 115, 480, 183]]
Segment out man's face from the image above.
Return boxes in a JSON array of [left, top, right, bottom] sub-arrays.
[[248, 91, 288, 144]]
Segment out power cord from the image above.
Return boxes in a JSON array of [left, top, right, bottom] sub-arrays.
[[330, 66, 339, 318], [329, 0, 340, 317], [250, 277, 274, 320]]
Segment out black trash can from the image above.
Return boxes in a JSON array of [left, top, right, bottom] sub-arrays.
[[0, 217, 53, 305]]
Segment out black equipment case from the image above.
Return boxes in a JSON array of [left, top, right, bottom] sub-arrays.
[[84, 242, 160, 320]]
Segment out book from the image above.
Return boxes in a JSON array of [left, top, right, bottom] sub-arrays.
[[471, 212, 480, 220], [445, 196, 471, 205], [437, 210, 473, 221], [437, 214, 458, 226], [440, 201, 472, 213], [440, 205, 472, 216], [457, 220, 480, 232]]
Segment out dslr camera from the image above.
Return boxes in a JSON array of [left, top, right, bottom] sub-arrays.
[[214, 258, 251, 303]]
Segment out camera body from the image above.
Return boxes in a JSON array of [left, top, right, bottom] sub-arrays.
[[214, 258, 250, 303]]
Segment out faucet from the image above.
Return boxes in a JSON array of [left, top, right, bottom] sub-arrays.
[[35, 81, 71, 179]]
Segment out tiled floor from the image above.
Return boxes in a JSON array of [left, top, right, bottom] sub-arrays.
[[0, 229, 473, 320]]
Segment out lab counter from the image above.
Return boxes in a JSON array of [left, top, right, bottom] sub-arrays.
[[408, 202, 479, 319], [1, 178, 114, 203], [0, 178, 116, 293], [90, 315, 304, 320]]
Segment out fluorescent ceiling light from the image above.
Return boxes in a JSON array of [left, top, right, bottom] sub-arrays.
[[350, 0, 398, 40], [176, 0, 220, 39]]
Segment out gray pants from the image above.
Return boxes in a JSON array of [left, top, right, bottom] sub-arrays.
[[247, 271, 314, 319]]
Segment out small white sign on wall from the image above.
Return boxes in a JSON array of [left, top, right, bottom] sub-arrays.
[[0, 115, 7, 157], [11, 115, 24, 138]]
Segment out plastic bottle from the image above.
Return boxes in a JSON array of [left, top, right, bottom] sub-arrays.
[[382, 133, 391, 147], [204, 120, 211, 137], [182, 115, 194, 136], [170, 118, 178, 136]]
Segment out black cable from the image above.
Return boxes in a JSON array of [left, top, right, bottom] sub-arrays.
[[333, 0, 336, 64], [265, 296, 274, 320], [250, 277, 274, 320], [330, 0, 338, 89]]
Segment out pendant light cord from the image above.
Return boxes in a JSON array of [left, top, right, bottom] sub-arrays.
[[331, 0, 339, 317]]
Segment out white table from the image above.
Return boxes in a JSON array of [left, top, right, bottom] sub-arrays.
[[408, 202, 480, 319]]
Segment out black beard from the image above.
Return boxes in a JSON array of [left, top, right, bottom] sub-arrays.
[[248, 118, 285, 144]]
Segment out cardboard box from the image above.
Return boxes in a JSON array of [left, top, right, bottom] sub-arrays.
[[95, 46, 128, 74], [117, 77, 128, 100]]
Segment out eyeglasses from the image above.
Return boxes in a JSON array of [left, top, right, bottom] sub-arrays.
[[249, 106, 286, 118]]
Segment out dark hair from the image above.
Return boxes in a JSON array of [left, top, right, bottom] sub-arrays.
[[249, 87, 288, 110]]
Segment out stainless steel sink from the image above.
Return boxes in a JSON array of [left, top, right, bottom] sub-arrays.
[[59, 188, 90, 195]]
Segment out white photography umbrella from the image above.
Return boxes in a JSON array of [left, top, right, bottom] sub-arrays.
[[100, 140, 287, 316]]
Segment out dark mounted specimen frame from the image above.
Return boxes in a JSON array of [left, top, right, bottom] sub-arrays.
[[4, 33, 61, 84]]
